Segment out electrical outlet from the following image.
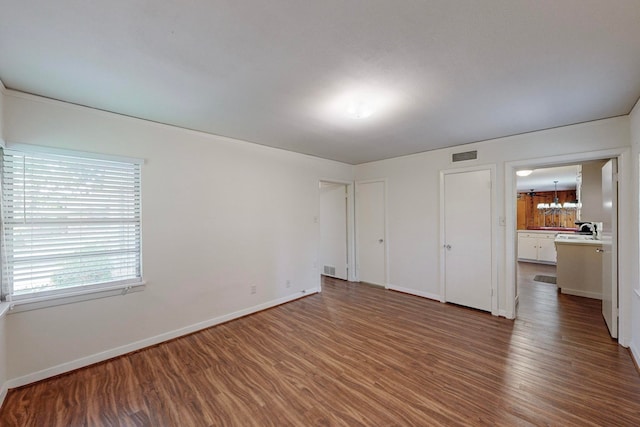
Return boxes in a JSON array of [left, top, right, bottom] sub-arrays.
[[250, 285, 257, 295], [286, 280, 291, 288]]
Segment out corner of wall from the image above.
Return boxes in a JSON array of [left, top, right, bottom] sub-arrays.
[[0, 79, 7, 408], [0, 78, 5, 145], [631, 96, 640, 130], [0, 309, 8, 409]]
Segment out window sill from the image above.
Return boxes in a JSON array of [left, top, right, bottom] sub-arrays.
[[5, 281, 146, 314]]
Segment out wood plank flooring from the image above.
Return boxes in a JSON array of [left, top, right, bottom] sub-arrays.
[[2, 266, 640, 426]]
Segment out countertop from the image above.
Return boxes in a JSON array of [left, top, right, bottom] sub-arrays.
[[526, 227, 579, 232], [518, 229, 565, 235]]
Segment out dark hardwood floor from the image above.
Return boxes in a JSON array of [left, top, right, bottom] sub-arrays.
[[1, 267, 639, 426]]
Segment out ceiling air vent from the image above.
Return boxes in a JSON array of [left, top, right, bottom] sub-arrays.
[[452, 150, 478, 162]]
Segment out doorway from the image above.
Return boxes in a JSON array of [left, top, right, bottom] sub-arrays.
[[505, 150, 624, 345], [515, 164, 580, 311], [319, 181, 349, 281]]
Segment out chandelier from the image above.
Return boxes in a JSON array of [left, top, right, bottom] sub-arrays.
[[536, 181, 580, 226]]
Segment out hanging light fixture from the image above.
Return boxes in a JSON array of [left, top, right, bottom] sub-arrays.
[[535, 180, 579, 226], [550, 181, 561, 208]]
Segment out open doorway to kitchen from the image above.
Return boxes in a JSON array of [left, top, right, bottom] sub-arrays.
[[516, 165, 578, 321], [512, 158, 618, 340]]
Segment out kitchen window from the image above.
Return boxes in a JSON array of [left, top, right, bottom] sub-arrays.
[[0, 145, 144, 309]]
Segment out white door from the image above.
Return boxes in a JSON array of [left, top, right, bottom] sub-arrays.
[[601, 159, 618, 338], [443, 169, 492, 311], [319, 182, 348, 280], [356, 180, 386, 286]]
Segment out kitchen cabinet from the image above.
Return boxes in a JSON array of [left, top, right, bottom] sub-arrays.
[[517, 231, 557, 264]]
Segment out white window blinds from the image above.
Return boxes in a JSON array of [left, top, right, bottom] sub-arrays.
[[1, 148, 142, 300]]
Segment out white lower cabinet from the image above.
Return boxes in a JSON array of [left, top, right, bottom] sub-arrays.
[[517, 232, 557, 264]]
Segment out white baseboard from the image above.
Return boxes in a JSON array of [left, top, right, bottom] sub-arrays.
[[5, 287, 319, 390], [560, 288, 602, 300], [0, 382, 7, 409], [386, 284, 440, 301], [630, 341, 640, 371], [386, 284, 512, 318], [502, 295, 520, 319]]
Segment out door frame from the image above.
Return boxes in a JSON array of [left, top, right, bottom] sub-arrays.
[[319, 178, 356, 282], [601, 158, 618, 338], [505, 147, 632, 347], [354, 178, 389, 287], [439, 164, 498, 316]]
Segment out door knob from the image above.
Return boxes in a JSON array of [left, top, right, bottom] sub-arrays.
[[444, 244, 452, 250], [378, 239, 384, 243], [596, 248, 604, 253]]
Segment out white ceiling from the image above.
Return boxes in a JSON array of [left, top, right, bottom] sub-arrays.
[[516, 165, 580, 193], [1, 1, 639, 165]]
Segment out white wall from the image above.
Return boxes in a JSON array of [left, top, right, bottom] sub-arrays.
[[0, 314, 6, 405], [354, 117, 631, 319], [0, 80, 4, 142], [629, 98, 640, 365], [0, 82, 8, 404], [0, 315, 6, 405], [2, 90, 354, 383]]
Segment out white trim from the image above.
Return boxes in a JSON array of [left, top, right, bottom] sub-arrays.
[[560, 288, 602, 300], [5, 141, 145, 165], [630, 341, 640, 371], [439, 164, 499, 316], [361, 281, 385, 289], [4, 287, 319, 389], [387, 284, 440, 301], [0, 383, 7, 410], [635, 288, 640, 298], [498, 309, 507, 317], [346, 182, 356, 282], [6, 281, 146, 313], [505, 147, 632, 342], [354, 178, 389, 287]]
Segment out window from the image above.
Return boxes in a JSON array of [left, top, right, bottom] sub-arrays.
[[1, 146, 142, 304]]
